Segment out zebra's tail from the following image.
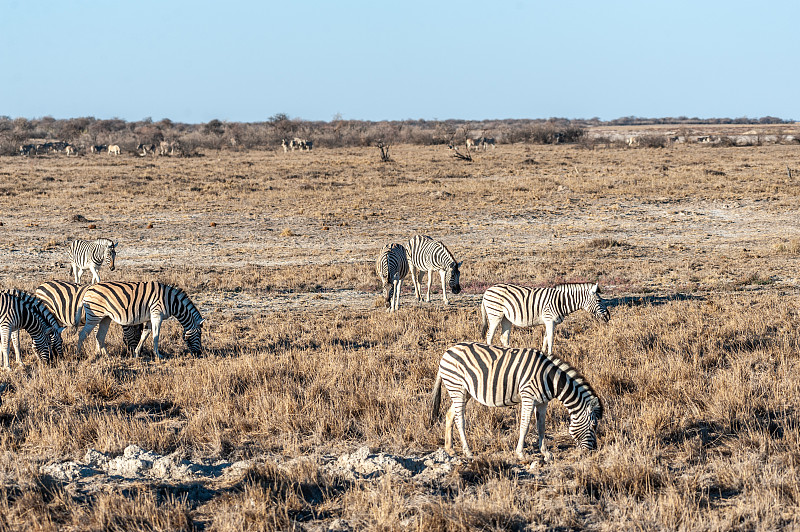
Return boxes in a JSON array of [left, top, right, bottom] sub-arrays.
[[429, 373, 443, 427], [479, 302, 488, 341]]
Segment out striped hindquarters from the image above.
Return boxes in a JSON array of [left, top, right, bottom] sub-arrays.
[[376, 243, 409, 285], [35, 280, 89, 327]]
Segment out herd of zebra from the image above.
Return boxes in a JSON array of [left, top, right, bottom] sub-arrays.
[[378, 234, 610, 461], [1, 232, 606, 463], [0, 238, 204, 370]]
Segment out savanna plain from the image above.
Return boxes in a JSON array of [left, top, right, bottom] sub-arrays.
[[1, 129, 800, 530]]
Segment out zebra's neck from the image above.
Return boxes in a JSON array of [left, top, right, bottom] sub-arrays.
[[543, 353, 596, 416], [164, 286, 201, 330]]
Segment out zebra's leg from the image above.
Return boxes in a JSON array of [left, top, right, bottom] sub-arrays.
[[0, 327, 9, 369], [453, 394, 473, 458], [410, 265, 422, 301], [500, 317, 512, 347], [485, 313, 501, 345], [134, 325, 152, 357], [11, 330, 21, 364], [76, 316, 101, 356], [72, 264, 81, 284], [89, 264, 100, 284], [151, 317, 162, 360], [439, 270, 449, 304], [425, 270, 433, 302], [392, 279, 402, 311], [535, 403, 552, 462], [444, 404, 456, 455], [516, 395, 535, 460], [94, 317, 112, 356], [542, 321, 554, 355]]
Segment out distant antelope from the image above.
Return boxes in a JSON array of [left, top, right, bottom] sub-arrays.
[[108, 145, 121, 156], [64, 145, 77, 156], [626, 136, 640, 147]]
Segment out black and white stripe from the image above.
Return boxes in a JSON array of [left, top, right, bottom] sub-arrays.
[[406, 234, 462, 304], [0, 292, 56, 369], [376, 243, 410, 312], [480, 282, 610, 353], [77, 281, 204, 359], [67, 238, 117, 284], [35, 280, 142, 354], [429, 342, 603, 461], [3, 289, 65, 361]]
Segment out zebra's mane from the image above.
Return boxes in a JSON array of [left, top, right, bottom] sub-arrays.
[[553, 282, 597, 293], [541, 349, 603, 420], [94, 238, 114, 246], [439, 241, 457, 264]]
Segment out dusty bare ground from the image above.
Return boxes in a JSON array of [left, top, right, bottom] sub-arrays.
[[1, 133, 800, 529]]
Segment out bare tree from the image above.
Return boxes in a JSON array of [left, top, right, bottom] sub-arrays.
[[376, 140, 391, 162]]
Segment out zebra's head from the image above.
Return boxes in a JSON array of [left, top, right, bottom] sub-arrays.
[[184, 319, 204, 355], [569, 397, 603, 451], [382, 282, 394, 308], [48, 325, 65, 359], [448, 261, 462, 295], [106, 241, 117, 271], [583, 283, 609, 322]]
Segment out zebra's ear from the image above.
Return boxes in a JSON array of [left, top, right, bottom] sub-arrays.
[[590, 282, 598, 293], [457, 261, 463, 268]]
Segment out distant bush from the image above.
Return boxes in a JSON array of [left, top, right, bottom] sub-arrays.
[[638, 135, 668, 148]]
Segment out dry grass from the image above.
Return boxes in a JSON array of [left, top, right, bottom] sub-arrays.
[[1, 130, 800, 529]]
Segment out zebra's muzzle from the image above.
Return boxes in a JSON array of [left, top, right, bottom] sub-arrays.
[[451, 285, 461, 295]]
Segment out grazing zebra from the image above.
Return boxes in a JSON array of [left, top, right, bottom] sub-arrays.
[[480, 283, 610, 353], [376, 243, 410, 312], [429, 342, 603, 461], [0, 292, 56, 369], [35, 280, 143, 354], [406, 234, 462, 305], [76, 281, 204, 360], [3, 289, 65, 360], [67, 238, 117, 284]]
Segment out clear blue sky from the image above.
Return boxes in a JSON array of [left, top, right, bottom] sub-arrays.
[[2, 1, 797, 123]]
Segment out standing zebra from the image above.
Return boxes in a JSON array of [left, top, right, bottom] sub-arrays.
[[376, 243, 410, 312], [406, 234, 462, 305], [67, 238, 118, 284], [76, 281, 204, 360], [429, 342, 603, 461], [3, 289, 65, 360], [0, 292, 57, 369], [480, 282, 610, 353], [35, 280, 143, 355]]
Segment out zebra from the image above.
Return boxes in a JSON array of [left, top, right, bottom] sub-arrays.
[[3, 289, 65, 361], [406, 234, 462, 305], [480, 282, 610, 353], [376, 243, 410, 312], [429, 342, 603, 461], [67, 238, 118, 284], [35, 280, 143, 355], [76, 281, 204, 360], [0, 292, 57, 369]]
